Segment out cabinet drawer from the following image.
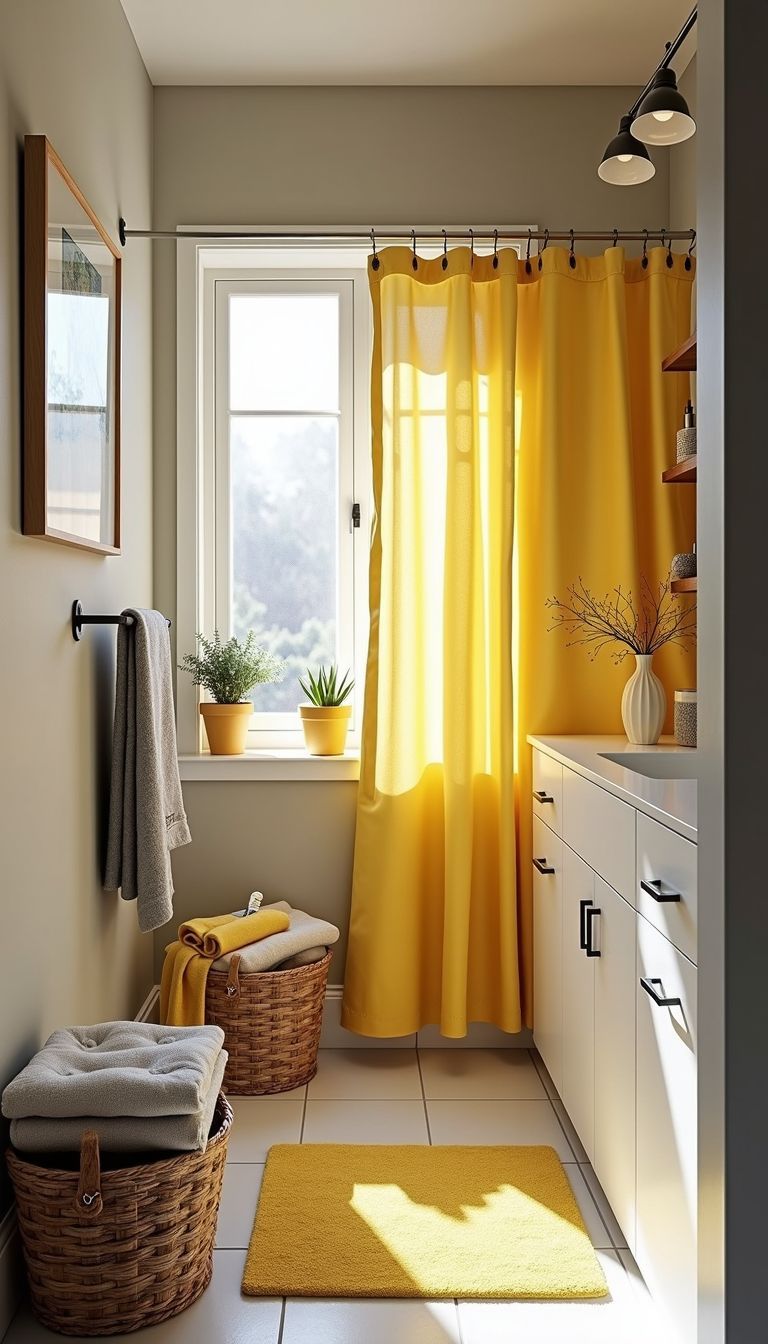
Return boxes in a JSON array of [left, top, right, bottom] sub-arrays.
[[562, 768, 635, 901], [532, 816, 563, 1093], [636, 916, 697, 1344], [532, 749, 563, 835], [637, 813, 697, 964]]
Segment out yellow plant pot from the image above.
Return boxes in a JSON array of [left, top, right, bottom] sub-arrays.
[[200, 702, 252, 755], [299, 705, 352, 756]]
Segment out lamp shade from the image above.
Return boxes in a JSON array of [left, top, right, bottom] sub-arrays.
[[631, 68, 696, 145], [598, 116, 655, 185]]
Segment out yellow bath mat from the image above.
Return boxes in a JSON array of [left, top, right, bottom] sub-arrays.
[[242, 1144, 608, 1300]]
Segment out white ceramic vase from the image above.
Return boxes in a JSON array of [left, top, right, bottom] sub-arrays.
[[621, 653, 666, 746]]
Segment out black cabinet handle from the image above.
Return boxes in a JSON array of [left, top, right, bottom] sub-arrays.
[[533, 857, 555, 875], [533, 790, 554, 803], [640, 976, 682, 1008], [579, 898, 591, 950], [585, 905, 601, 957], [641, 879, 682, 904]]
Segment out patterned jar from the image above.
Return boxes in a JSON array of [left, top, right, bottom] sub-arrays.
[[674, 690, 697, 747]]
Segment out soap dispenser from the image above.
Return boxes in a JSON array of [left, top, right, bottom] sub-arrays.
[[676, 400, 696, 462]]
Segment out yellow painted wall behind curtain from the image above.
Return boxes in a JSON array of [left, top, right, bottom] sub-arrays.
[[515, 245, 696, 1024], [342, 247, 522, 1038]]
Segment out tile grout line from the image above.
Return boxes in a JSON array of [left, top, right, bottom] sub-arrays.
[[578, 1161, 630, 1254], [415, 1047, 433, 1143], [299, 1084, 308, 1143], [276, 1296, 287, 1344]]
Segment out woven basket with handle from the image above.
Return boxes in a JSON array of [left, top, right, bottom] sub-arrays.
[[206, 950, 332, 1095], [6, 1092, 232, 1336]]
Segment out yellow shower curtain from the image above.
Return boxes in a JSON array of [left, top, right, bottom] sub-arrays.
[[342, 244, 694, 1038]]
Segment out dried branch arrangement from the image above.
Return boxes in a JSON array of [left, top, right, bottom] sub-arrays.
[[545, 576, 697, 664]]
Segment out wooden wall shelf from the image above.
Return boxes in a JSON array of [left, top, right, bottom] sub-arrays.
[[662, 456, 697, 484], [662, 333, 697, 373], [671, 577, 698, 594]]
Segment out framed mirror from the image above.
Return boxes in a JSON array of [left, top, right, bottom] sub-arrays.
[[23, 135, 121, 553]]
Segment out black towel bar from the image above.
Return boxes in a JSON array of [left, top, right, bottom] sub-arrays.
[[71, 600, 171, 642]]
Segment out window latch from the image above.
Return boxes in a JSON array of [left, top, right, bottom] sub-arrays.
[[351, 502, 361, 530]]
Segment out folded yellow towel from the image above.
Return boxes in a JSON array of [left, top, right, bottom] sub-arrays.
[[161, 910, 290, 1027]]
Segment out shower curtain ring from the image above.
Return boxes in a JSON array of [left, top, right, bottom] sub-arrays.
[[493, 228, 499, 268], [538, 228, 549, 271], [442, 228, 448, 270], [612, 228, 619, 248], [642, 229, 649, 269], [411, 229, 418, 270], [469, 228, 474, 266], [370, 229, 379, 271], [666, 232, 674, 268], [685, 229, 696, 270], [525, 228, 532, 274], [569, 229, 576, 269]]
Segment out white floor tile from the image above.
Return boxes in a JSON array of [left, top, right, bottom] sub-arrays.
[[426, 1099, 576, 1160], [457, 1249, 645, 1343], [4, 1251, 282, 1344], [552, 1099, 589, 1162], [216, 1162, 264, 1248], [563, 1165, 613, 1249], [281, 1298, 461, 1344], [417, 1023, 533, 1049], [617, 1249, 666, 1330], [419, 1048, 546, 1100], [580, 1163, 630, 1250], [302, 1098, 429, 1145], [309, 1049, 423, 1099], [227, 1096, 304, 1162], [529, 1049, 560, 1099]]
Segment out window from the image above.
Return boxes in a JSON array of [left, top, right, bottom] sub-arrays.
[[181, 250, 371, 752]]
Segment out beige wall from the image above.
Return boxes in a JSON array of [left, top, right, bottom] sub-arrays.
[[154, 83, 672, 981], [0, 1, 155, 1207], [669, 56, 697, 232]]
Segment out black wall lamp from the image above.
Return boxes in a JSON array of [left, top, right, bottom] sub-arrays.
[[599, 6, 697, 186]]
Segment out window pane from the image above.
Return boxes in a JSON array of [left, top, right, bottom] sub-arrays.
[[230, 415, 338, 712], [229, 293, 339, 412]]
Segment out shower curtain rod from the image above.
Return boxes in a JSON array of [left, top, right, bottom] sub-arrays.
[[117, 222, 696, 246]]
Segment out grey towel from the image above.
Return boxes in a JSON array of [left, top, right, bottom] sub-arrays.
[[1, 1022, 225, 1120], [212, 902, 339, 974], [10, 1052, 227, 1153], [104, 609, 191, 933]]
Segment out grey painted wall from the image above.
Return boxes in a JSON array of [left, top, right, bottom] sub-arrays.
[[670, 56, 697, 232], [0, 1, 155, 1209], [154, 83, 673, 979]]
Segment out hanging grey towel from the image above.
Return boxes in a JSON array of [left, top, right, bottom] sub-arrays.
[[104, 609, 191, 932]]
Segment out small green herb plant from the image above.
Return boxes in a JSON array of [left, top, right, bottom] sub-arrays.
[[299, 664, 355, 707], [180, 631, 285, 704]]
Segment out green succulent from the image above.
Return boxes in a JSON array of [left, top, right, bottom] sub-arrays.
[[299, 664, 355, 707], [180, 630, 285, 704]]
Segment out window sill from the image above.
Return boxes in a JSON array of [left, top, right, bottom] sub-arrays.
[[178, 750, 361, 782]]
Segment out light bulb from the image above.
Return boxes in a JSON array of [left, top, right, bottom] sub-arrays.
[[652, 110, 674, 122], [618, 154, 633, 162]]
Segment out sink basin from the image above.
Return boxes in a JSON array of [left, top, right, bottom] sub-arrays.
[[599, 751, 698, 780]]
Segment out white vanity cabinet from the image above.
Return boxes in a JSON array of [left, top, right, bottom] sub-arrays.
[[530, 743, 698, 1343]]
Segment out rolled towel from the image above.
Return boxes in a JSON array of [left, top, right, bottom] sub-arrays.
[[10, 1051, 227, 1154], [1, 1023, 225, 1120], [161, 907, 291, 1027], [212, 903, 339, 975]]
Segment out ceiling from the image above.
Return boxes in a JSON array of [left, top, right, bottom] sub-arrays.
[[119, 0, 696, 87]]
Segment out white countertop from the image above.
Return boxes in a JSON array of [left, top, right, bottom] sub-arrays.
[[527, 735, 698, 842]]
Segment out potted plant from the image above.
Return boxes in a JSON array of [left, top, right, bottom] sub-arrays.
[[299, 665, 355, 756], [546, 576, 696, 746], [180, 631, 285, 755]]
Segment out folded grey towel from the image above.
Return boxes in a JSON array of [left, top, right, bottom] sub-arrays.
[[212, 903, 339, 974], [276, 945, 328, 970], [2, 1022, 225, 1120], [104, 609, 191, 934], [10, 1052, 227, 1154]]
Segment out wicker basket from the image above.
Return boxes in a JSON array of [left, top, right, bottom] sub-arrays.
[[6, 1093, 232, 1336], [206, 950, 332, 1095]]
